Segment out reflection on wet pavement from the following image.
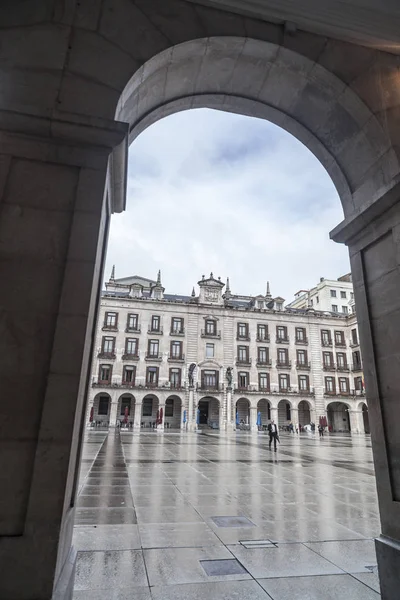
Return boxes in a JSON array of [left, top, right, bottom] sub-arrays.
[[73, 431, 381, 599]]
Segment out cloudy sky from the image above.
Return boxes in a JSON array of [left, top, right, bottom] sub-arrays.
[[105, 108, 350, 302]]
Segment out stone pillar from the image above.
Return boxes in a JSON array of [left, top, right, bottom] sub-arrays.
[[291, 408, 299, 430], [180, 402, 186, 430], [0, 110, 128, 600], [219, 402, 224, 432], [349, 409, 363, 434], [134, 402, 142, 431], [109, 399, 118, 427], [158, 403, 165, 431], [226, 388, 234, 432], [270, 406, 278, 424], [250, 407, 258, 432], [188, 387, 195, 432], [331, 183, 400, 600]]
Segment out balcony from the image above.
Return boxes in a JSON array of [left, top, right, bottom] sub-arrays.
[[256, 359, 272, 367], [168, 353, 185, 363], [169, 328, 185, 336], [277, 361, 292, 369], [350, 341, 359, 348], [276, 336, 289, 344], [324, 389, 337, 396], [352, 363, 363, 372], [122, 353, 139, 361], [102, 324, 118, 332], [235, 357, 252, 367], [335, 341, 346, 348], [256, 334, 270, 343], [145, 352, 163, 362], [337, 364, 350, 372], [295, 337, 308, 345], [125, 326, 141, 333], [92, 378, 112, 387], [296, 361, 311, 370], [148, 326, 163, 335], [169, 383, 185, 390], [196, 382, 223, 392], [120, 380, 136, 388], [236, 334, 250, 341], [321, 340, 333, 347], [298, 387, 314, 395], [201, 329, 221, 339], [97, 351, 116, 360], [323, 363, 336, 371]]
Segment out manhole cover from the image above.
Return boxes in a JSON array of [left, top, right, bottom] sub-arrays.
[[211, 516, 255, 528], [200, 559, 247, 576], [239, 539, 277, 549]]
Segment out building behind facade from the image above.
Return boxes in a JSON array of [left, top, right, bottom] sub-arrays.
[[287, 274, 355, 315], [87, 270, 368, 434]]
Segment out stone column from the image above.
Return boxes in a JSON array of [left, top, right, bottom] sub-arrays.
[[134, 402, 142, 431], [109, 399, 118, 427], [250, 406, 258, 432], [180, 402, 186, 430], [291, 408, 299, 430], [331, 183, 400, 600], [226, 387, 234, 432], [270, 406, 278, 424], [0, 110, 128, 600], [158, 403, 165, 431], [349, 409, 363, 434], [188, 386, 195, 432], [219, 402, 224, 432]]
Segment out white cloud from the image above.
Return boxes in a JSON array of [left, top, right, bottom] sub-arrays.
[[105, 108, 350, 301]]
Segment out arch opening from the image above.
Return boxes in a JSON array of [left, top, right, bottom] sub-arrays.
[[198, 396, 220, 429], [278, 399, 292, 428], [327, 401, 351, 432]]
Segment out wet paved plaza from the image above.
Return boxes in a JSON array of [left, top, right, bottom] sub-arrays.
[[73, 430, 381, 599]]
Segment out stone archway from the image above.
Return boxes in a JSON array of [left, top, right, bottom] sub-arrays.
[[278, 399, 292, 428], [298, 400, 312, 428], [236, 397, 250, 428], [117, 393, 135, 428], [165, 395, 182, 429], [257, 398, 271, 426], [327, 401, 351, 432], [92, 393, 111, 426], [142, 394, 159, 429], [198, 396, 220, 429]]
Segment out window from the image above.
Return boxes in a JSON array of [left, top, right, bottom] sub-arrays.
[[279, 374, 289, 390], [297, 349, 306, 365], [335, 331, 345, 346], [337, 353, 347, 369], [170, 340, 182, 358], [323, 351, 333, 367], [257, 300, 264, 309], [127, 313, 138, 330], [102, 336, 115, 353], [340, 291, 347, 299], [205, 319, 216, 335], [237, 322, 249, 339], [259, 372, 270, 390], [206, 343, 214, 358], [276, 325, 288, 341], [339, 377, 349, 393], [321, 330, 331, 346], [237, 346, 249, 363], [99, 364, 112, 382], [146, 366, 159, 385], [169, 368, 181, 388], [325, 377, 335, 393], [122, 365, 135, 384], [353, 350, 362, 369], [332, 304, 338, 312], [257, 347, 269, 364], [105, 311, 117, 327], [142, 397, 153, 416], [354, 376, 363, 391], [120, 397, 131, 415], [310, 299, 313, 306], [298, 375, 309, 391], [98, 395, 109, 415], [342, 306, 348, 314], [171, 317, 184, 334], [151, 315, 160, 331], [295, 327, 306, 342], [330, 289, 337, 297], [316, 296, 319, 304], [165, 398, 174, 417], [257, 324, 268, 340], [125, 338, 138, 355], [276, 302, 283, 311], [351, 328, 358, 345], [202, 369, 218, 389], [278, 348, 288, 365], [350, 292, 354, 300], [238, 372, 249, 389], [148, 339, 159, 357]]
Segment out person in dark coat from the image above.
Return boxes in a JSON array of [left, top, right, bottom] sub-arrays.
[[268, 420, 279, 451]]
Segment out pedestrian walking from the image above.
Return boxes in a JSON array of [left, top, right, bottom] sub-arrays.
[[268, 420, 279, 451], [318, 424, 324, 437]]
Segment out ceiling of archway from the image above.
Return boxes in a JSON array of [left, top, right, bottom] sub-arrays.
[[186, 0, 400, 53]]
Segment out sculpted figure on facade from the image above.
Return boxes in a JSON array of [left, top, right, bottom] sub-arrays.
[[226, 367, 233, 387], [188, 363, 196, 387]]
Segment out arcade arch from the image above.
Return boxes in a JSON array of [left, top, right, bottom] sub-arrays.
[[278, 399, 292, 427], [142, 394, 160, 429], [360, 402, 370, 434], [165, 395, 182, 429], [236, 398, 250, 427], [327, 401, 351, 432], [257, 399, 271, 426], [92, 393, 111, 425], [298, 400, 312, 427], [117, 393, 135, 427], [198, 396, 220, 429]]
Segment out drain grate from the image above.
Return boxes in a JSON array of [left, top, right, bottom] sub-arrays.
[[211, 516, 255, 528], [239, 539, 277, 549], [200, 559, 247, 576]]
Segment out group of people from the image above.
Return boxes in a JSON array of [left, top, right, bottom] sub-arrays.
[[267, 419, 327, 451]]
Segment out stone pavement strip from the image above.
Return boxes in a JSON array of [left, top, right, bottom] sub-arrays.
[[72, 430, 381, 599]]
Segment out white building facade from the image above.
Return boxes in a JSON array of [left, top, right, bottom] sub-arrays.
[[86, 271, 368, 434], [287, 274, 355, 315]]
